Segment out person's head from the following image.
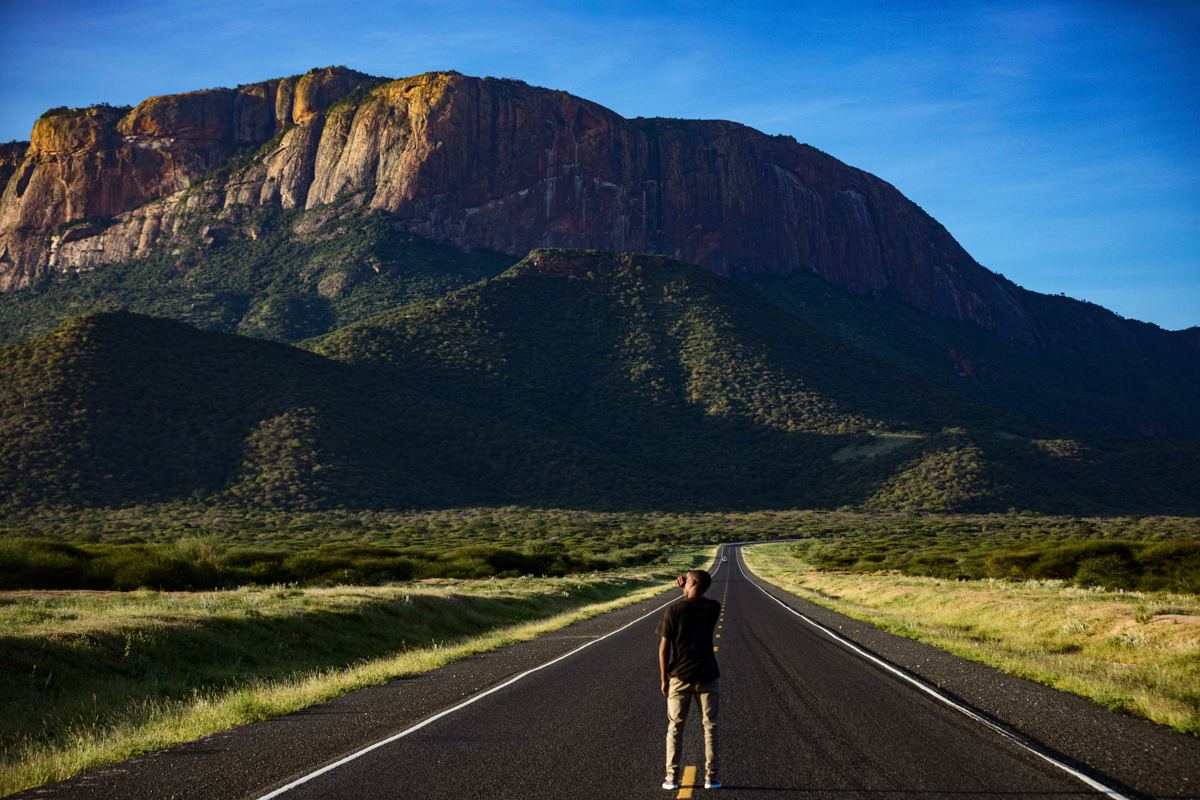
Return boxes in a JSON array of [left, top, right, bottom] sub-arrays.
[[684, 570, 712, 599]]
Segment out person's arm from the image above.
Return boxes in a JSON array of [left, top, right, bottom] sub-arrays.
[[659, 636, 672, 696]]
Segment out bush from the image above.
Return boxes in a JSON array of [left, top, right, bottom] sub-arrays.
[[985, 549, 1042, 580], [0, 539, 89, 589], [425, 556, 494, 579], [1135, 542, 1200, 593], [170, 535, 229, 571], [1074, 555, 1135, 590], [281, 553, 355, 582], [88, 546, 202, 591], [911, 554, 959, 579], [1032, 541, 1136, 581]]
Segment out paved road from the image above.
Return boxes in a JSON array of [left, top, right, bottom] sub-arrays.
[[255, 547, 1120, 799], [14, 545, 1199, 799]]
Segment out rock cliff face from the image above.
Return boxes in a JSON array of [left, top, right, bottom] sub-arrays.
[[0, 67, 377, 290], [0, 68, 1050, 346]]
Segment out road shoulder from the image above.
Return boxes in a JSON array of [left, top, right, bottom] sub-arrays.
[[740, 553, 1200, 800]]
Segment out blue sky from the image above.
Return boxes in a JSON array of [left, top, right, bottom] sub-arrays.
[[2, 0, 1197, 330]]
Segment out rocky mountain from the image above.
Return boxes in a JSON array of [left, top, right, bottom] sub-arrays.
[[0, 67, 1060, 340], [1, 66, 1196, 437], [3, 250, 1197, 515]]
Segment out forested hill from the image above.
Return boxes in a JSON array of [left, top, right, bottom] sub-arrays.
[[2, 250, 1197, 516]]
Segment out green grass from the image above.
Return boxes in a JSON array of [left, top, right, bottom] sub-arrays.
[[0, 546, 712, 794], [830, 433, 924, 463], [743, 543, 1200, 736]]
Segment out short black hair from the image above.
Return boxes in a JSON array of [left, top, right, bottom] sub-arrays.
[[689, 570, 712, 594]]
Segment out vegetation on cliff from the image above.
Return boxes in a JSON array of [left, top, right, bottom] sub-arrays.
[[0, 203, 515, 346]]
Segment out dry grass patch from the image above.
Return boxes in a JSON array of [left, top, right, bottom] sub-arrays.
[[743, 543, 1200, 736]]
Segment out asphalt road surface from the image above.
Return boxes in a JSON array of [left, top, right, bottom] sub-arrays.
[[14, 545, 1200, 799], [248, 548, 1170, 799]]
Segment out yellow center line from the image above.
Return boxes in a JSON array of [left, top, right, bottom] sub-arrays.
[[677, 765, 698, 798]]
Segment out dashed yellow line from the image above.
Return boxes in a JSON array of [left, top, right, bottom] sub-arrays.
[[677, 765, 697, 798], [716, 559, 729, 655]]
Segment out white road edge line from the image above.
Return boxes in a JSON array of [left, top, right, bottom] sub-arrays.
[[734, 547, 1129, 800], [255, 559, 722, 799]]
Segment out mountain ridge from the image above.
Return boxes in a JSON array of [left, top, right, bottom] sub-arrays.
[[0, 67, 1195, 440]]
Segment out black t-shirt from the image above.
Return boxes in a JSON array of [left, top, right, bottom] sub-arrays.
[[655, 596, 721, 683]]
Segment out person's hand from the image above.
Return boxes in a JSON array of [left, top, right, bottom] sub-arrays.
[[661, 679, 670, 696], [674, 575, 686, 588]]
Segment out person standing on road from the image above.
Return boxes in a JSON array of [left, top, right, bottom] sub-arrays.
[[656, 570, 721, 790]]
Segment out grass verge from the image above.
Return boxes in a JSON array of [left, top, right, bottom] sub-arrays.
[[0, 547, 712, 794], [742, 543, 1200, 736]]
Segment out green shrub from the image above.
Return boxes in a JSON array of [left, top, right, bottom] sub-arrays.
[[425, 556, 494, 579], [1136, 542, 1200, 593], [170, 535, 229, 571], [1033, 541, 1136, 581], [985, 549, 1043, 580], [88, 547, 201, 591], [1074, 554, 1136, 590], [0, 539, 89, 589]]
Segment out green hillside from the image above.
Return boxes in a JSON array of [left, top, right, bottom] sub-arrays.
[[0, 203, 515, 347], [2, 250, 1197, 515], [2, 188, 1194, 443]]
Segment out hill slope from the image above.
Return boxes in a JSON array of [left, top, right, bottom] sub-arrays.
[[2, 250, 1197, 515], [756, 271, 1200, 438]]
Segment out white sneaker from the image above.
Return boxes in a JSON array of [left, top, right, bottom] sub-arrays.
[[705, 779, 722, 789], [663, 778, 680, 790]]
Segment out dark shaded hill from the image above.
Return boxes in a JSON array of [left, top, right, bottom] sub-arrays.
[[756, 270, 1200, 438], [3, 250, 1196, 515], [0, 67, 1195, 440]]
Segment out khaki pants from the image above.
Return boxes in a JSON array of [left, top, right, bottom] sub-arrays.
[[665, 677, 719, 781]]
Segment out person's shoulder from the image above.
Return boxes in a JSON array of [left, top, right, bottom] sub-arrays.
[[660, 598, 687, 620]]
